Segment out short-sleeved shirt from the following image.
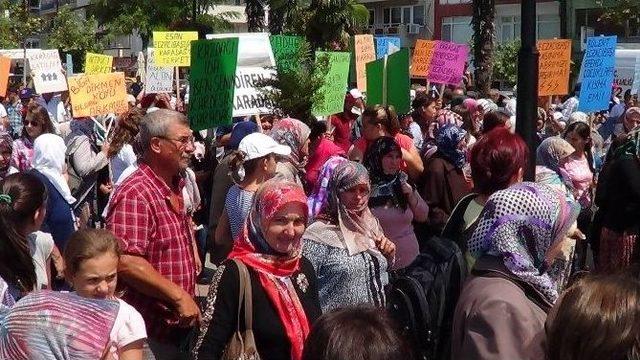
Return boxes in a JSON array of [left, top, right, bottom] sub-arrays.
[[353, 133, 415, 170], [224, 185, 255, 241], [106, 163, 196, 340], [330, 113, 353, 153], [108, 299, 147, 359]]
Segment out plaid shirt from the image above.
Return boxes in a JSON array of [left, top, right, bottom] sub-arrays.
[[106, 163, 196, 341], [6, 103, 22, 138]]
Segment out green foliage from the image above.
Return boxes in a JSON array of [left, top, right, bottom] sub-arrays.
[[256, 40, 330, 124], [305, 0, 369, 50], [492, 40, 520, 85], [597, 0, 640, 30], [0, 0, 43, 48], [47, 6, 103, 53]]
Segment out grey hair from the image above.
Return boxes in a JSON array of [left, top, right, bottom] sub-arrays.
[[138, 109, 189, 150]]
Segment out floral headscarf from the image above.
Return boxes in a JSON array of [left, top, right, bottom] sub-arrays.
[[363, 136, 408, 209], [468, 182, 580, 303], [536, 136, 575, 174], [436, 109, 463, 128], [436, 124, 467, 169], [270, 118, 311, 170], [307, 156, 348, 220]]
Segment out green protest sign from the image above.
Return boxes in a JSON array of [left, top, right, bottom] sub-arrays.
[[312, 51, 350, 117], [188, 38, 239, 131], [270, 35, 303, 74], [366, 48, 410, 114]]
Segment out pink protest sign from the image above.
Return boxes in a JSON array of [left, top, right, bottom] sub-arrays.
[[427, 41, 469, 86]]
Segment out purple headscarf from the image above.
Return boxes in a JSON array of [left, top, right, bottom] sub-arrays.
[[307, 156, 348, 219]]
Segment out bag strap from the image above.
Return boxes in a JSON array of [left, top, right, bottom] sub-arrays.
[[233, 259, 254, 331], [231, 259, 247, 333]]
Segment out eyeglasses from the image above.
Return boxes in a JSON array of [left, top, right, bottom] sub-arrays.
[[156, 135, 195, 149], [23, 120, 40, 127]]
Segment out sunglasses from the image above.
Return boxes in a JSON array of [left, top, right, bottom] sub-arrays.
[[23, 120, 41, 127]]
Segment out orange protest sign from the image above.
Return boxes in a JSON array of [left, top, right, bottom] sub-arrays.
[[67, 72, 128, 118], [354, 35, 376, 91], [0, 56, 10, 97], [537, 39, 572, 96], [410, 39, 436, 78]]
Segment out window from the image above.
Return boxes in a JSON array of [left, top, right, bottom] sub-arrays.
[[537, 14, 561, 39], [439, 0, 471, 3], [413, 5, 425, 26], [500, 16, 521, 43], [499, 14, 561, 43], [383, 6, 424, 25], [441, 16, 473, 44], [369, 9, 375, 26]]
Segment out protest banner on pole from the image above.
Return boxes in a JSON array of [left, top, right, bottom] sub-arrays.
[[578, 36, 617, 112], [375, 37, 401, 59], [353, 34, 376, 91], [0, 56, 10, 97], [145, 48, 174, 94], [270, 35, 303, 74], [631, 56, 640, 95], [85, 53, 113, 74], [366, 48, 410, 114], [427, 41, 469, 86], [153, 31, 199, 67], [410, 39, 436, 78], [67, 72, 128, 117], [65, 53, 73, 76], [188, 38, 239, 131], [28, 49, 68, 93], [312, 52, 350, 117], [537, 39, 571, 96], [233, 67, 276, 117]]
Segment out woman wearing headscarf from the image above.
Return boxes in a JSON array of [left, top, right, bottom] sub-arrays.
[[11, 104, 55, 172], [270, 117, 311, 186], [0, 132, 17, 181], [194, 180, 321, 360], [30, 134, 75, 251], [363, 137, 428, 270], [535, 136, 575, 200], [420, 124, 473, 234], [307, 156, 348, 221], [303, 161, 395, 312], [451, 182, 581, 360]]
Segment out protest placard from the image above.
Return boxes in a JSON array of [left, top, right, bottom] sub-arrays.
[[153, 31, 199, 67], [578, 36, 617, 112], [28, 49, 67, 93], [65, 53, 73, 76], [631, 56, 640, 95], [233, 67, 276, 116], [146, 48, 174, 94], [375, 37, 401, 59], [188, 38, 239, 131], [354, 34, 376, 91], [207, 33, 275, 67], [270, 35, 303, 74], [85, 53, 113, 74], [366, 48, 410, 114], [537, 39, 571, 96], [427, 41, 469, 86], [67, 72, 128, 118], [410, 39, 436, 78], [312, 52, 350, 117], [0, 56, 10, 97]]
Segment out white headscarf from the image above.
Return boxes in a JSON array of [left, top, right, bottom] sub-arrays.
[[33, 134, 76, 204]]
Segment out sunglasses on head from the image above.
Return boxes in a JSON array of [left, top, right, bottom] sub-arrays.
[[23, 120, 40, 127]]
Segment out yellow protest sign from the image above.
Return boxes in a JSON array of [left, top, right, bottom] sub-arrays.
[[153, 31, 199, 67], [354, 35, 376, 91], [85, 53, 113, 74], [410, 39, 436, 78], [67, 72, 128, 118], [537, 39, 572, 96]]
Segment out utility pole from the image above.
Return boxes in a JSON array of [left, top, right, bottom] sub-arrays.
[[516, 0, 538, 181], [22, 0, 28, 87]]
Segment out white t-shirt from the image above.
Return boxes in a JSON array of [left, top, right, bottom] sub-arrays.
[[108, 299, 147, 359], [35, 95, 68, 126], [28, 231, 54, 290], [0, 103, 8, 117]]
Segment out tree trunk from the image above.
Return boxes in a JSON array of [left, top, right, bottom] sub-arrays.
[[472, 0, 495, 97], [246, 0, 265, 32]]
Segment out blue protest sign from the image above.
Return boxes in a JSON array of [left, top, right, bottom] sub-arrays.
[[578, 36, 617, 113], [375, 37, 401, 59]]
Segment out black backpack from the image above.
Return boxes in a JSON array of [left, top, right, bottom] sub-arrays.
[[387, 237, 467, 360]]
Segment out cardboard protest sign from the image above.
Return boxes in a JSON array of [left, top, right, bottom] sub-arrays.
[[270, 35, 303, 74], [631, 56, 640, 95], [85, 53, 113, 74], [188, 38, 239, 131], [28, 50, 67, 93], [427, 41, 469, 86], [0, 56, 10, 97], [578, 36, 617, 112], [67, 72, 128, 117], [375, 37, 401, 59], [146, 48, 174, 94], [353, 35, 376, 91], [207, 33, 275, 67], [233, 67, 276, 116], [537, 39, 571, 96], [366, 48, 410, 114], [153, 31, 199, 67], [312, 52, 350, 117], [410, 39, 436, 78]]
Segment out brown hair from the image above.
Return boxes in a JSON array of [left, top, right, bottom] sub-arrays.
[[63, 229, 121, 277], [22, 103, 55, 138], [228, 150, 269, 184], [546, 273, 640, 360], [107, 107, 145, 158], [362, 105, 401, 136]]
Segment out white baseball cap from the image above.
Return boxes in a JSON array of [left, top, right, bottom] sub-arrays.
[[239, 133, 291, 160]]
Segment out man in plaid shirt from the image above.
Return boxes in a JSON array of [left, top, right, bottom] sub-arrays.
[[107, 109, 200, 360]]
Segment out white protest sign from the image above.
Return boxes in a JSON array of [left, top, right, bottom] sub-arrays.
[[28, 49, 67, 93], [631, 56, 640, 95], [233, 67, 276, 116], [206, 33, 275, 67], [146, 48, 174, 94]]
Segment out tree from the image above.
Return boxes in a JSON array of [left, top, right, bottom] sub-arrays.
[[471, 0, 496, 97], [304, 0, 369, 50], [0, 0, 43, 48], [492, 40, 519, 86], [596, 0, 639, 38]]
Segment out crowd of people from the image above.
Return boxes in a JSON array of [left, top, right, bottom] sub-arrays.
[[0, 76, 639, 360]]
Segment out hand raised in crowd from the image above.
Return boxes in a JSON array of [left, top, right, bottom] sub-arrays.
[[174, 290, 202, 328]]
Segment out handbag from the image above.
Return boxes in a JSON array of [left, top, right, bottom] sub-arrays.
[[221, 259, 261, 360]]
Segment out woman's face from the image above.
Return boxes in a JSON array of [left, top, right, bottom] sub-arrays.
[[564, 130, 587, 153], [264, 154, 278, 177], [381, 150, 402, 175], [625, 113, 640, 131], [24, 118, 44, 139], [362, 117, 381, 141], [70, 252, 119, 300], [424, 102, 439, 119], [339, 183, 370, 211], [263, 202, 307, 255], [0, 147, 11, 171]]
